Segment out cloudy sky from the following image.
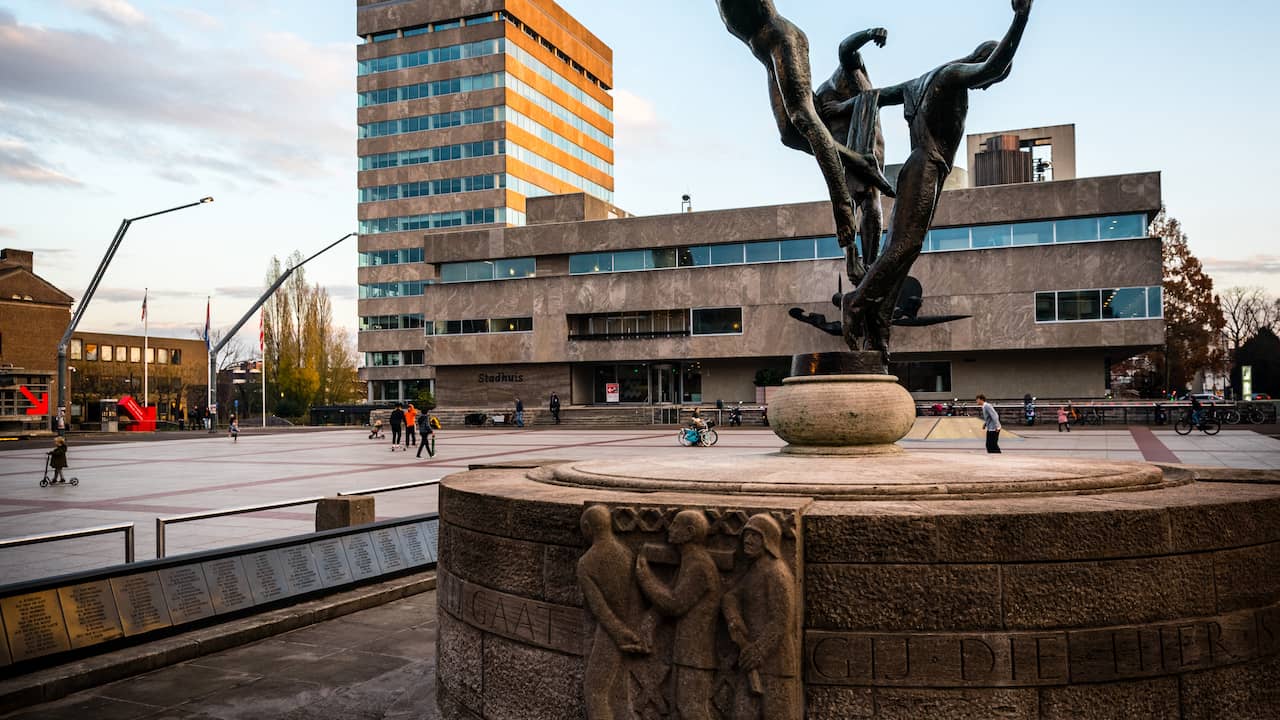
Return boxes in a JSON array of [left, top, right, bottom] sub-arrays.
[[3, 0, 1278, 352]]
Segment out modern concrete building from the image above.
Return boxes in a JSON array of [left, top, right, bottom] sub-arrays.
[[355, 0, 618, 404]]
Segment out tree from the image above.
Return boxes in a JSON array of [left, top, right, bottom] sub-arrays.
[[262, 254, 360, 419], [1151, 209, 1227, 393], [1219, 286, 1269, 355]]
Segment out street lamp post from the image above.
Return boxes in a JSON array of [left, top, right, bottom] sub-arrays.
[[207, 232, 355, 433], [57, 198, 213, 422]]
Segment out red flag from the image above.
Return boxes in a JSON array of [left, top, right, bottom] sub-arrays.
[[259, 309, 264, 352]]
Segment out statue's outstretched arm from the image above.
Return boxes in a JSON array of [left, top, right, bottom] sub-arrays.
[[837, 27, 887, 73], [875, 82, 908, 107], [952, 0, 1032, 89]]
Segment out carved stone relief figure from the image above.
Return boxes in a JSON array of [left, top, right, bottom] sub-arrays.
[[578, 505, 651, 720], [721, 514, 800, 720], [634, 510, 723, 719]]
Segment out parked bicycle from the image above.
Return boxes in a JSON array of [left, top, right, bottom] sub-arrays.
[[1209, 405, 1241, 425], [1241, 404, 1268, 425], [1175, 410, 1221, 436], [678, 419, 719, 447], [1078, 407, 1105, 426]]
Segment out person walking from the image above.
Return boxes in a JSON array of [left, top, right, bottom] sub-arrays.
[[1057, 405, 1070, 432], [56, 409, 66, 437], [49, 436, 69, 484], [514, 396, 525, 428], [404, 403, 418, 449], [549, 392, 561, 425], [228, 415, 240, 443], [389, 403, 405, 449], [416, 410, 435, 458], [978, 394, 1002, 453]]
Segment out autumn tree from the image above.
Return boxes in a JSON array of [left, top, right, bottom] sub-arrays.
[[1151, 209, 1227, 393], [262, 254, 360, 418]]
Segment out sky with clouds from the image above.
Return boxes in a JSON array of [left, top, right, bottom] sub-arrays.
[[2, 0, 1278, 354]]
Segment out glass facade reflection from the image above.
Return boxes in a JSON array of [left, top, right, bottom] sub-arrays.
[[1034, 286, 1163, 322]]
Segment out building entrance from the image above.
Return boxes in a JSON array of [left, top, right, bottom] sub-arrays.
[[579, 361, 703, 404]]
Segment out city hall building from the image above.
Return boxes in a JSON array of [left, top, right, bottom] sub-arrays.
[[351, 0, 1164, 409]]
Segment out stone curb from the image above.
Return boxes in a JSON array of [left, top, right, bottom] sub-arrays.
[[0, 571, 437, 715]]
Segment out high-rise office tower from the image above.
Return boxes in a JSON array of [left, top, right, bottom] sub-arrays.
[[356, 0, 615, 404]]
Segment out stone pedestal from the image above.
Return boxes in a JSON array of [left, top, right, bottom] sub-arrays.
[[315, 496, 374, 532], [435, 456, 1280, 719]]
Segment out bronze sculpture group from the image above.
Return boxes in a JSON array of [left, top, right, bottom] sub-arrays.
[[718, 0, 1034, 360]]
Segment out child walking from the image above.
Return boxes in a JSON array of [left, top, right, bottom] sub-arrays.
[[229, 415, 240, 443], [1057, 405, 1070, 432], [49, 437, 69, 483]]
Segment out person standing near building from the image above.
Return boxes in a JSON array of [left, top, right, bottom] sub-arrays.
[[514, 396, 524, 427], [549, 392, 561, 425], [389, 403, 405, 449], [56, 408, 66, 437], [1057, 405, 1070, 432], [404, 403, 418, 450], [978, 394, 1001, 453]]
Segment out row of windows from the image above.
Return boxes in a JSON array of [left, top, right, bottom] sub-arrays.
[[359, 38, 499, 74], [358, 140, 613, 202], [505, 173, 556, 199], [358, 207, 525, 235], [359, 174, 499, 203], [358, 248, 424, 267], [505, 107, 612, 175], [924, 214, 1146, 253], [425, 316, 534, 335], [366, 13, 496, 43], [504, 39, 613, 122], [504, 72, 612, 148], [1035, 287, 1163, 323], [501, 11, 610, 94], [358, 72, 499, 107], [69, 339, 183, 365], [365, 350, 426, 366], [440, 258, 536, 283], [566, 308, 742, 338], [359, 281, 428, 299], [570, 236, 843, 275], [360, 314, 425, 331]]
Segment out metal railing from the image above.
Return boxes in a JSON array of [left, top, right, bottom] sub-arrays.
[[155, 496, 325, 559], [338, 479, 440, 497], [0, 522, 135, 563]]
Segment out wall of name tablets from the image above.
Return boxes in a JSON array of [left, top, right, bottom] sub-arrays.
[[0, 518, 439, 667]]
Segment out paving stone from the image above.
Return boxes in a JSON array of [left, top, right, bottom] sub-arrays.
[[96, 664, 257, 709]]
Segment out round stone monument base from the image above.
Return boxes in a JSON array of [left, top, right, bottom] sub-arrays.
[[435, 457, 1280, 720]]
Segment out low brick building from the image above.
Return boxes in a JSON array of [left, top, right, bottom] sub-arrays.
[[0, 249, 72, 432]]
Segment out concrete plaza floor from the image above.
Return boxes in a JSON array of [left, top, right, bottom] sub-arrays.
[[2, 424, 1279, 584]]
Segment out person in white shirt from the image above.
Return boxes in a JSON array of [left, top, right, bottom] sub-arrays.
[[978, 394, 1002, 454]]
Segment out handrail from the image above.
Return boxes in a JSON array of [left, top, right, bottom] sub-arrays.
[[338, 479, 440, 496], [155, 496, 325, 559], [0, 522, 135, 564]]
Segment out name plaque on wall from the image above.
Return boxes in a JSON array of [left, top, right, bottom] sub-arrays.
[[201, 556, 255, 614], [245, 550, 294, 604], [158, 565, 216, 624], [342, 533, 383, 580], [396, 524, 431, 567], [58, 580, 124, 649], [280, 545, 323, 594], [421, 520, 439, 563], [370, 528, 407, 572], [1, 590, 71, 662], [109, 573, 173, 637], [438, 570, 584, 655], [0, 621, 10, 666], [311, 538, 354, 588]]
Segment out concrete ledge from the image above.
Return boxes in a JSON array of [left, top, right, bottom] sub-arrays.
[[0, 571, 436, 715]]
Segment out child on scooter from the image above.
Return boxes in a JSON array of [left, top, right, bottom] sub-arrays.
[[49, 437, 68, 483]]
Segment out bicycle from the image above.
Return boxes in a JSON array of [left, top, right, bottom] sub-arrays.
[[1174, 411, 1221, 436], [1242, 404, 1268, 425], [1210, 406, 1241, 425], [1078, 408, 1105, 426], [677, 420, 719, 447]]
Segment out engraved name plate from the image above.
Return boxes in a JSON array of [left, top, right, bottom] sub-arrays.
[[280, 545, 323, 594], [396, 523, 430, 567], [244, 549, 295, 604], [311, 538, 354, 588], [109, 572, 173, 636], [58, 580, 124, 648], [341, 533, 383, 580], [201, 556, 255, 614], [1, 590, 71, 661], [420, 519, 439, 564], [370, 527, 407, 573], [158, 565, 216, 624], [438, 570, 584, 655]]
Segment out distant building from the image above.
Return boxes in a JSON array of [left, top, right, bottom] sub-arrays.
[[0, 249, 71, 431], [67, 331, 209, 426], [355, 0, 619, 404]]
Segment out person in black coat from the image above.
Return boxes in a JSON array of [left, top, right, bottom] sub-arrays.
[[416, 412, 435, 458], [49, 437, 69, 484], [389, 404, 405, 447], [550, 392, 561, 425]]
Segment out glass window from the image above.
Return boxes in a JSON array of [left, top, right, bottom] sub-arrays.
[[930, 227, 970, 251], [745, 241, 780, 263], [1058, 290, 1102, 321], [461, 319, 489, 334], [680, 246, 711, 267], [570, 253, 611, 274], [495, 257, 535, 278], [157, 349, 169, 364], [1147, 285, 1163, 318], [145, 347, 155, 363], [171, 349, 182, 365], [779, 238, 815, 261], [101, 345, 113, 362], [1055, 217, 1098, 243], [85, 343, 97, 361], [1099, 214, 1146, 240], [1035, 292, 1056, 322], [1103, 288, 1148, 319], [890, 361, 952, 393], [650, 248, 677, 269], [130, 347, 141, 363], [466, 261, 495, 281], [691, 307, 743, 335], [709, 244, 744, 266], [440, 264, 466, 282], [403, 350, 425, 365], [1011, 221, 1054, 246], [613, 251, 646, 271], [70, 339, 82, 360], [971, 224, 1012, 248], [816, 236, 842, 258], [496, 317, 533, 332]]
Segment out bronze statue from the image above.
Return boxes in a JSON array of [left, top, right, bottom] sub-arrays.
[[722, 514, 800, 719], [577, 505, 650, 720], [634, 510, 722, 720], [715, 0, 896, 253]]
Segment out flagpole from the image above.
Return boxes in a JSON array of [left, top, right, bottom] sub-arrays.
[[261, 309, 267, 429], [142, 288, 149, 408]]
